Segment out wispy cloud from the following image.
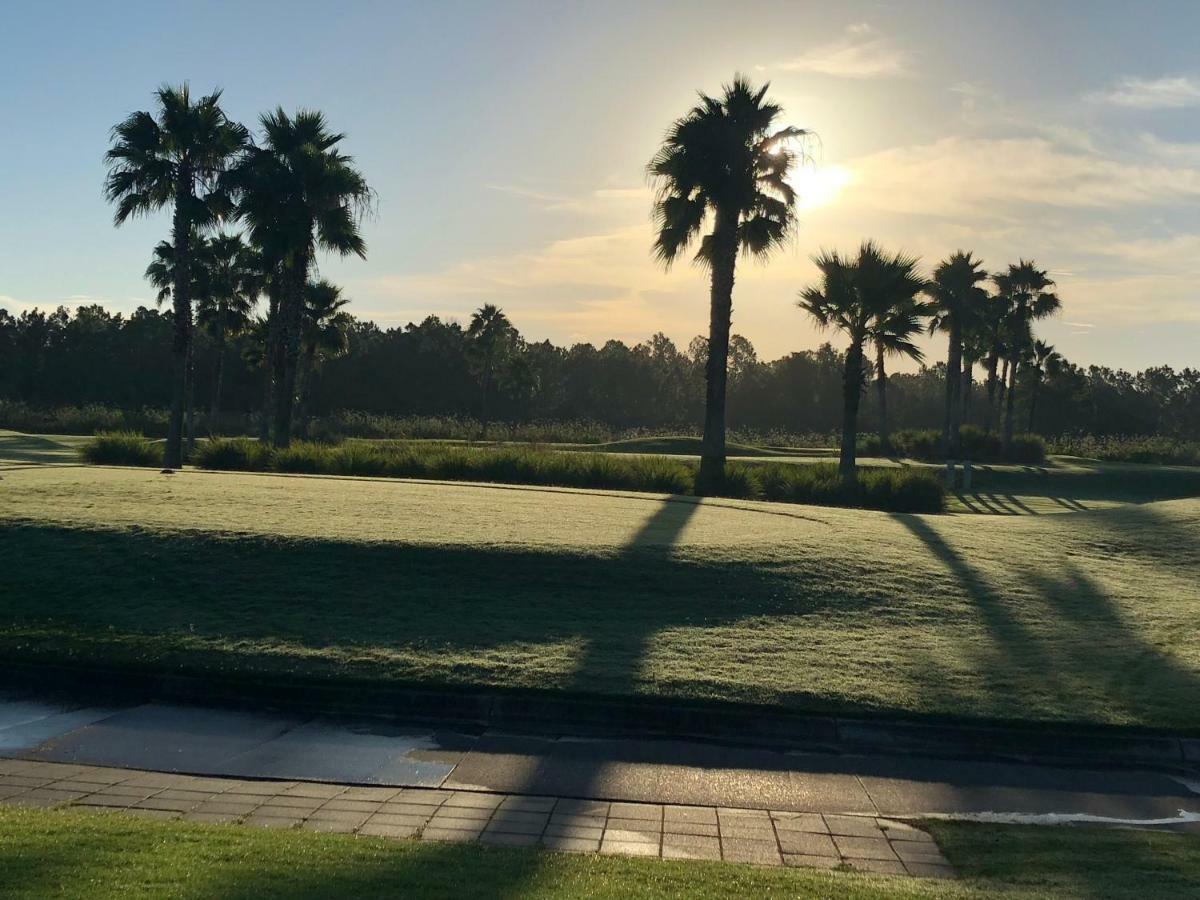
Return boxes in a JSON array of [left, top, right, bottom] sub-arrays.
[[775, 24, 908, 79], [1089, 75, 1200, 109]]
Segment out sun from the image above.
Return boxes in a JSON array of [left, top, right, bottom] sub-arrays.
[[788, 162, 853, 212]]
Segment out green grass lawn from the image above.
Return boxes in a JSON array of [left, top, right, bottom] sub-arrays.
[[1, 808, 1197, 899], [2, 462, 1198, 730]]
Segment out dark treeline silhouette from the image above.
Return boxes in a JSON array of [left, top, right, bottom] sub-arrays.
[[3, 302, 1198, 442]]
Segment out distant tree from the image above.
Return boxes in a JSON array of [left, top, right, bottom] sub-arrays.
[[105, 84, 247, 466], [928, 251, 989, 456], [199, 234, 259, 426], [799, 242, 925, 481], [466, 304, 516, 433], [1026, 339, 1062, 432], [648, 75, 807, 489], [870, 296, 928, 449], [232, 108, 372, 447], [999, 260, 1060, 453], [979, 278, 1015, 434], [297, 278, 352, 429]]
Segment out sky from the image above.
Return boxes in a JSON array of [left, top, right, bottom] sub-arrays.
[[2, 0, 1198, 372]]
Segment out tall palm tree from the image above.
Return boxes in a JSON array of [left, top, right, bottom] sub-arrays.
[[648, 76, 807, 489], [927, 251, 989, 457], [1026, 339, 1062, 432], [296, 278, 352, 430], [105, 85, 248, 467], [232, 108, 372, 447], [466, 304, 516, 434], [198, 233, 259, 427], [871, 297, 928, 450], [1000, 260, 1060, 453], [799, 242, 925, 482]]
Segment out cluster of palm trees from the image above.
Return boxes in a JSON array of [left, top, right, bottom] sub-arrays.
[[105, 85, 371, 467], [649, 75, 1061, 488]]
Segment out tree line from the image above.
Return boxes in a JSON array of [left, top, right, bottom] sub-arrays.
[[3, 301, 1197, 446]]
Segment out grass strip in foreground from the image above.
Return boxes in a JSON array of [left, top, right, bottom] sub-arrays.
[[2, 808, 1198, 899]]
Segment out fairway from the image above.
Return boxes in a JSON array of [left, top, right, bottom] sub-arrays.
[[3, 461, 1198, 731]]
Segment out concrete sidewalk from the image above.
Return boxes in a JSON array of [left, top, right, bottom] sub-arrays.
[[0, 756, 953, 878], [3, 693, 1198, 846]]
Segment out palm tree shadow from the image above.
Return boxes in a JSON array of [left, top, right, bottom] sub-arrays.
[[889, 512, 1200, 725], [563, 496, 701, 694]]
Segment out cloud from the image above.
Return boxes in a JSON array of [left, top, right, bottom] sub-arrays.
[[1089, 75, 1200, 109], [775, 24, 908, 79], [845, 136, 1200, 215]]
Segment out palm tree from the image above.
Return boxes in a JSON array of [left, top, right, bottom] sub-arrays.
[[648, 76, 807, 489], [1000, 260, 1060, 453], [980, 277, 1015, 434], [146, 234, 214, 453], [296, 279, 352, 430], [232, 108, 372, 447], [871, 297, 928, 450], [198, 233, 259, 428], [1026, 339, 1062, 432], [105, 85, 247, 467], [799, 242, 925, 482], [927, 251, 989, 457], [466, 304, 516, 434]]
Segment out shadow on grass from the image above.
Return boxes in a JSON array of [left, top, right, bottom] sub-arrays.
[[891, 511, 1200, 725]]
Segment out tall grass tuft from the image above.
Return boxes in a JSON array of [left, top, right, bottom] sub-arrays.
[[78, 432, 162, 467], [194, 437, 275, 471]]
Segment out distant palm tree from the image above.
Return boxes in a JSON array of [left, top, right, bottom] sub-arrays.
[[146, 234, 213, 452], [467, 304, 516, 434], [1000, 260, 1060, 453], [871, 297, 928, 450], [106, 85, 247, 467], [199, 233, 259, 427], [232, 109, 372, 447], [799, 242, 925, 482], [928, 251, 989, 457], [1026, 339, 1062, 432], [648, 76, 807, 489], [980, 277, 1015, 434], [296, 279, 352, 429]]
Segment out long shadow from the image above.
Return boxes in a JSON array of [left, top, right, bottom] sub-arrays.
[[890, 512, 1200, 728]]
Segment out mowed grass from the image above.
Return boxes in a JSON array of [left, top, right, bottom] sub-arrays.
[[2, 464, 1199, 730], [2, 808, 1198, 900]]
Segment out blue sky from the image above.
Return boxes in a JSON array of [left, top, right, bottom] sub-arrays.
[[2, 0, 1198, 370]]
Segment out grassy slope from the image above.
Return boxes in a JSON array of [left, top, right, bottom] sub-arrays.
[[2, 465, 1198, 730], [2, 808, 1198, 900]]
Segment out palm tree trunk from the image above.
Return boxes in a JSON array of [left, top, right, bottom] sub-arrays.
[[163, 184, 192, 469], [295, 345, 316, 437], [184, 338, 196, 457], [960, 355, 974, 428], [209, 308, 227, 432], [1028, 377, 1040, 433], [260, 294, 278, 442], [272, 256, 308, 448], [698, 215, 738, 492], [480, 353, 492, 439], [996, 357, 1009, 431], [983, 351, 999, 433], [1003, 356, 1018, 454], [839, 337, 865, 483], [943, 320, 962, 457], [875, 342, 889, 450]]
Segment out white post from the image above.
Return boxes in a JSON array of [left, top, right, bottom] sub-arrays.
[[962, 459, 973, 493], [945, 459, 957, 490]]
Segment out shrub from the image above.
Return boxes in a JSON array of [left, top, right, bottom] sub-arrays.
[[78, 432, 161, 467], [194, 438, 275, 471], [192, 438, 942, 512], [1046, 434, 1200, 466]]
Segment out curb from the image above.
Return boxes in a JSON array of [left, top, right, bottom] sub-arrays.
[[3, 661, 1195, 772]]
